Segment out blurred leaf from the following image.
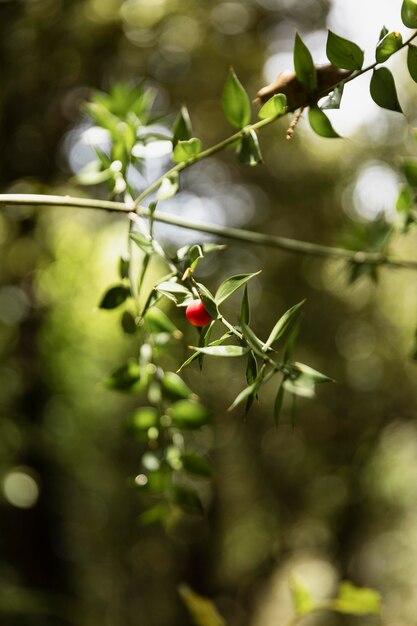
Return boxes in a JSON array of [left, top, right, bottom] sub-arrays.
[[370, 68, 402, 112], [99, 285, 130, 309], [222, 68, 251, 129], [263, 300, 305, 352], [157, 173, 179, 200], [161, 372, 193, 400], [144, 307, 182, 337], [407, 44, 417, 82], [215, 271, 261, 304], [179, 585, 226, 626], [396, 185, 414, 213], [129, 232, 155, 255], [176, 243, 226, 262], [290, 578, 315, 616], [174, 486, 204, 514], [190, 345, 248, 357], [274, 380, 285, 425], [376, 31, 403, 63], [129, 407, 159, 431], [237, 130, 263, 166], [401, 0, 417, 28], [320, 84, 344, 110], [172, 105, 192, 146], [119, 255, 130, 279], [402, 158, 417, 186], [308, 107, 340, 138], [334, 582, 381, 615], [76, 161, 112, 185], [140, 503, 171, 525], [173, 138, 202, 163], [121, 310, 137, 334], [326, 30, 364, 70], [294, 33, 317, 92], [182, 453, 212, 478], [104, 359, 141, 392], [171, 400, 211, 430], [258, 93, 287, 119]]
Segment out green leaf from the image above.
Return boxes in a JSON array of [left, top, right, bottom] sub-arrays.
[[173, 486, 204, 514], [157, 173, 179, 200], [370, 67, 402, 113], [104, 359, 141, 392], [144, 307, 182, 337], [99, 285, 130, 309], [76, 161, 112, 185], [121, 310, 137, 334], [396, 185, 414, 213], [407, 44, 417, 82], [155, 281, 193, 305], [129, 232, 155, 255], [215, 271, 261, 305], [283, 362, 332, 399], [308, 107, 340, 138], [376, 31, 403, 63], [294, 33, 317, 92], [293, 362, 333, 383], [119, 255, 130, 279], [228, 381, 260, 411], [178, 585, 226, 626], [379, 26, 389, 40], [173, 138, 202, 163], [189, 345, 248, 357], [320, 84, 344, 110], [222, 67, 251, 129], [245, 350, 258, 385], [170, 400, 211, 430], [195, 282, 219, 320], [258, 94, 287, 119], [290, 578, 315, 616], [172, 105, 192, 146], [240, 285, 251, 326], [273, 380, 285, 425], [181, 453, 212, 478], [326, 30, 364, 70], [401, 0, 417, 28], [263, 300, 305, 352], [129, 407, 159, 431], [161, 372, 193, 400], [237, 130, 263, 166], [241, 320, 267, 357], [334, 582, 381, 616], [402, 158, 417, 186]]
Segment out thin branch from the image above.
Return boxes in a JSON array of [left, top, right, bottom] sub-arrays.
[[2, 193, 417, 270]]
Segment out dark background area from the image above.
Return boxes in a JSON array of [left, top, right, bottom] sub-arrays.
[[1, 0, 417, 624]]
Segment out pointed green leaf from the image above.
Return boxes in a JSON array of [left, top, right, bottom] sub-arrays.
[[156, 281, 193, 305], [402, 0, 417, 28], [144, 307, 182, 337], [379, 26, 389, 40], [320, 84, 344, 110], [228, 381, 259, 411], [99, 285, 130, 309], [407, 44, 417, 82], [161, 372, 193, 400], [222, 68, 251, 129], [173, 138, 202, 163], [290, 578, 315, 616], [121, 310, 137, 334], [129, 232, 155, 255], [172, 105, 192, 146], [178, 585, 226, 626], [334, 582, 381, 616], [326, 30, 364, 70], [170, 400, 211, 430], [273, 380, 285, 425], [241, 320, 266, 356], [215, 271, 261, 305], [376, 31, 403, 63], [309, 107, 340, 138], [195, 282, 219, 319], [237, 129, 263, 166], [294, 33, 317, 92], [263, 300, 305, 352], [240, 285, 250, 326], [258, 93, 287, 119], [402, 158, 417, 186], [189, 345, 248, 357], [181, 453, 212, 478], [370, 68, 402, 112], [293, 362, 333, 383]]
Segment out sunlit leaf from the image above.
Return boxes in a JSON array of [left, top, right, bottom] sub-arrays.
[[155, 281, 193, 305], [157, 173, 179, 200], [320, 84, 344, 110], [228, 380, 259, 411], [170, 400, 211, 430], [401, 0, 417, 28], [129, 232, 155, 255], [290, 578, 315, 616], [334, 582, 381, 616], [376, 31, 403, 63], [258, 93, 287, 119], [76, 161, 112, 185], [222, 67, 251, 129], [144, 307, 182, 337], [129, 407, 159, 431], [178, 585, 226, 626], [396, 185, 414, 213], [161, 372, 193, 400], [215, 271, 261, 305], [294, 33, 317, 92], [172, 105, 192, 146], [189, 345, 248, 357], [308, 107, 340, 138], [241, 321, 266, 356], [263, 300, 305, 352], [99, 285, 130, 309], [173, 138, 202, 163], [370, 68, 402, 112]]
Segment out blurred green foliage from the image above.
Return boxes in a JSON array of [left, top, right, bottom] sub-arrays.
[[2, 1, 417, 625]]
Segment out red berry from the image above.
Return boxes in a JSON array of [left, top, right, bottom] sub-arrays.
[[185, 299, 213, 327]]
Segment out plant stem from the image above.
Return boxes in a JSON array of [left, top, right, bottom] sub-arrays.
[[2, 193, 417, 270]]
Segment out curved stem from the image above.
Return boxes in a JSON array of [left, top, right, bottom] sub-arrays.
[[2, 193, 417, 270]]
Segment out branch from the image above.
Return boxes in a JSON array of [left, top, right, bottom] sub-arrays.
[[2, 193, 417, 270]]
